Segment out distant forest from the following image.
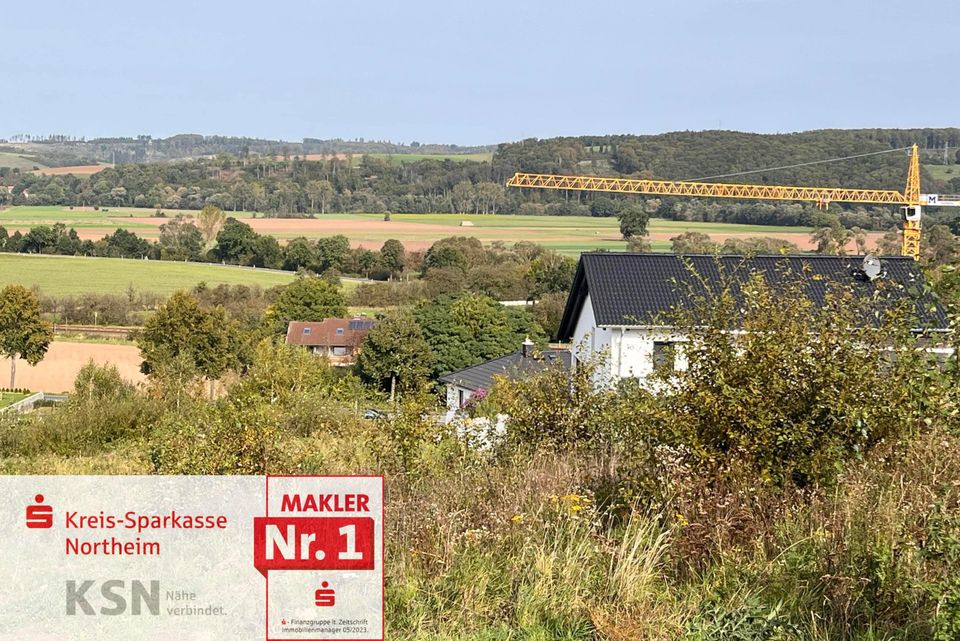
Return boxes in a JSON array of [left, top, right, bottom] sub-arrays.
[[0, 133, 493, 165], [3, 129, 960, 231]]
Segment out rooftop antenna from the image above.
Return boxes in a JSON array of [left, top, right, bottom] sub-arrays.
[[862, 254, 883, 281]]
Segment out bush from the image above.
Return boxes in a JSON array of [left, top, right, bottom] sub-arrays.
[[649, 269, 942, 487], [0, 364, 156, 458]]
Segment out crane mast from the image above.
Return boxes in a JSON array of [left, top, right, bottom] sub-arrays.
[[508, 145, 928, 260]]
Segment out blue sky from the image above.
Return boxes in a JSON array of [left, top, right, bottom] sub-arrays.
[[1, 0, 957, 145]]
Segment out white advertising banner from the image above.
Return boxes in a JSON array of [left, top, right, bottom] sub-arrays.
[[0, 475, 384, 641]]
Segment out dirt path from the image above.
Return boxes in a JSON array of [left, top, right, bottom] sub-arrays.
[[0, 342, 145, 393]]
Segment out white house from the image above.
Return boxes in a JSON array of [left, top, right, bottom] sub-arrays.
[[556, 253, 951, 383]]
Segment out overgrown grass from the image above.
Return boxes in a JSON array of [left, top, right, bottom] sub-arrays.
[[0, 335, 957, 639]]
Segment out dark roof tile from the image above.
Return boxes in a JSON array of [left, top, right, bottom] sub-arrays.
[[438, 349, 571, 391], [557, 253, 947, 340]]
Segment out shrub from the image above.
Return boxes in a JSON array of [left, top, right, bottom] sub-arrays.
[[649, 269, 943, 487]]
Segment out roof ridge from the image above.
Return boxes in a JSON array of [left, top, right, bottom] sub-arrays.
[[584, 252, 910, 260]]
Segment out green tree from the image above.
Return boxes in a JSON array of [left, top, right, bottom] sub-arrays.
[[305, 180, 334, 214], [283, 237, 318, 271], [617, 202, 649, 239], [102, 228, 151, 258], [355, 310, 433, 401], [626, 236, 652, 252], [269, 277, 347, 332], [811, 223, 853, 256], [213, 218, 259, 264], [528, 251, 577, 298], [137, 291, 240, 398], [250, 235, 283, 269], [590, 197, 619, 218], [671, 231, 717, 253], [415, 294, 544, 377], [0, 285, 53, 388], [452, 180, 476, 214], [158, 215, 203, 260], [379, 239, 406, 279], [422, 245, 466, 274], [923, 224, 959, 264], [532, 291, 568, 340], [315, 235, 350, 272], [851, 226, 868, 255]]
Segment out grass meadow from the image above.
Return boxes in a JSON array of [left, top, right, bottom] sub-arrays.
[[0, 391, 31, 408], [0, 151, 46, 171], [0, 254, 297, 296]]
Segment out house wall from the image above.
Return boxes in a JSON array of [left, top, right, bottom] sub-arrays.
[[571, 295, 686, 384], [445, 384, 475, 412], [610, 328, 688, 380], [572, 294, 612, 366]]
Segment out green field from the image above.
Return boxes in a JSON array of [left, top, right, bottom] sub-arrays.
[[0, 206, 829, 256], [924, 164, 960, 185], [0, 151, 46, 171], [0, 391, 31, 408], [375, 212, 814, 234], [0, 254, 298, 296]]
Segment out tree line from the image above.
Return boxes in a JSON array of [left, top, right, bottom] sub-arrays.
[[3, 128, 960, 230]]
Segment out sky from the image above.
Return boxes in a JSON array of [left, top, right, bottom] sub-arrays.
[[1, 0, 957, 146]]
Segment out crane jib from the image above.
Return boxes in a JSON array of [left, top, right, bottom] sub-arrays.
[[506, 173, 910, 206], [505, 144, 926, 260]]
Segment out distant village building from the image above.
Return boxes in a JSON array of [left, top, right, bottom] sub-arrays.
[[438, 338, 570, 411], [285, 318, 375, 366], [557, 253, 951, 384]]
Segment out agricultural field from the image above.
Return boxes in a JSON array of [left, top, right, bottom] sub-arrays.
[[0, 206, 866, 255], [0, 341, 144, 393], [0, 151, 108, 175], [0, 151, 46, 171], [0, 254, 297, 296], [35, 164, 109, 176]]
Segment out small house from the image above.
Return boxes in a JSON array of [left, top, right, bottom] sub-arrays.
[[285, 318, 376, 366], [438, 338, 571, 411]]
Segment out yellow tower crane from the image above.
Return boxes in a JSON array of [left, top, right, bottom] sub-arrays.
[[506, 144, 958, 260]]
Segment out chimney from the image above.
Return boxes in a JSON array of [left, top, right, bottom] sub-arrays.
[[521, 336, 534, 358]]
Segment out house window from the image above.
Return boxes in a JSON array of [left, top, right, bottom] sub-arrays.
[[332, 346, 347, 356], [303, 327, 311, 335], [652, 341, 676, 374], [336, 328, 344, 335], [458, 389, 465, 408]]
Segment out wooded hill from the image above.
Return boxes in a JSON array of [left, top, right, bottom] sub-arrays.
[[3, 129, 960, 231], [1, 134, 495, 166], [493, 128, 960, 191]]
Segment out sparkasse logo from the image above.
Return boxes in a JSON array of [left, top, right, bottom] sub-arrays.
[[26, 493, 53, 529]]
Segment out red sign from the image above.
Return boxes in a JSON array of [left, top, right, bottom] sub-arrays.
[[253, 517, 374, 577]]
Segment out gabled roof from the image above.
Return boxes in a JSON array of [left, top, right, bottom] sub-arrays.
[[556, 253, 948, 341], [438, 349, 571, 392], [285, 318, 375, 347]]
